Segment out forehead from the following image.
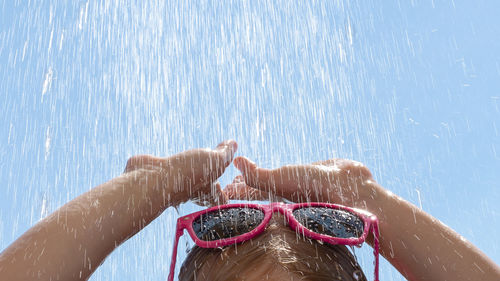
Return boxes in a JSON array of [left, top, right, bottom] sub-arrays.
[[198, 257, 300, 281]]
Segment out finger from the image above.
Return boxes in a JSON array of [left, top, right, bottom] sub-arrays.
[[210, 181, 229, 206], [233, 156, 302, 200], [233, 157, 314, 202], [224, 181, 270, 201], [312, 158, 373, 180], [192, 182, 228, 207], [207, 140, 238, 181], [224, 175, 269, 200], [231, 175, 246, 185], [336, 159, 374, 179], [233, 156, 274, 188], [311, 159, 337, 166], [124, 154, 163, 173], [223, 175, 246, 198], [215, 139, 238, 166], [235, 158, 335, 203]]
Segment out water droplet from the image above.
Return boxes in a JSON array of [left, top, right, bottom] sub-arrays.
[[352, 270, 363, 280]]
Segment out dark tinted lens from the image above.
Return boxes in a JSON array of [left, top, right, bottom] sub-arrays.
[[192, 207, 265, 241], [292, 207, 364, 238]]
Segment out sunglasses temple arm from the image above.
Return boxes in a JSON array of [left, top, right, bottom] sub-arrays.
[[167, 222, 185, 281], [372, 222, 380, 281]]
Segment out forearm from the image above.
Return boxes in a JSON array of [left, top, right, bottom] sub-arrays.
[[357, 180, 500, 281], [0, 169, 168, 281]]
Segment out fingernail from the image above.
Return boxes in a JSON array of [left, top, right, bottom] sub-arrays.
[[233, 159, 247, 171], [233, 157, 241, 166]]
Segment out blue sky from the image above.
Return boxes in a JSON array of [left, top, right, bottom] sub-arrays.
[[1, 1, 499, 280]]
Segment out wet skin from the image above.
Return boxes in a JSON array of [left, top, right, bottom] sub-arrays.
[[1, 140, 499, 281]]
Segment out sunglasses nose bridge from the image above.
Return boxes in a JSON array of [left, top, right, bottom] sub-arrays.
[[269, 203, 292, 219]]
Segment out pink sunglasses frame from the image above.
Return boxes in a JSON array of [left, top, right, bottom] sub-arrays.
[[168, 202, 380, 281]]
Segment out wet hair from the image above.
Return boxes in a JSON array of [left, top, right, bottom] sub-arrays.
[[179, 214, 367, 281]]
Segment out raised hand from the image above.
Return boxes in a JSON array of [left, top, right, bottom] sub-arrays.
[[0, 141, 238, 281], [225, 156, 374, 207], [124, 140, 237, 207]]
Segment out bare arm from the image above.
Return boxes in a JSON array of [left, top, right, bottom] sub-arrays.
[[228, 156, 500, 281], [0, 141, 237, 281], [361, 180, 499, 281], [0, 170, 165, 280]]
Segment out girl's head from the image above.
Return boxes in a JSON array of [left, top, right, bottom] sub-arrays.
[[179, 213, 367, 281]]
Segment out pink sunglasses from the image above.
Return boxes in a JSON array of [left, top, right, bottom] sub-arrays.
[[168, 202, 380, 281]]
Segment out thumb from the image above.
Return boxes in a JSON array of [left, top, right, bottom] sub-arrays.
[[215, 139, 238, 166], [233, 156, 273, 190], [206, 140, 238, 181]]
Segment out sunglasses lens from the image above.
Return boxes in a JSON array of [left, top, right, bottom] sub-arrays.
[[192, 207, 265, 241], [292, 207, 364, 238]]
